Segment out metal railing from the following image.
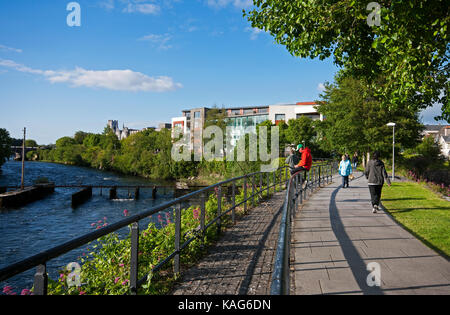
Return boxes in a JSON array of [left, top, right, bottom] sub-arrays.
[[270, 161, 338, 295], [0, 165, 291, 295]]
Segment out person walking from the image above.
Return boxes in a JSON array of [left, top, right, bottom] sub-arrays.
[[364, 151, 391, 213], [339, 154, 352, 188], [352, 153, 358, 169]]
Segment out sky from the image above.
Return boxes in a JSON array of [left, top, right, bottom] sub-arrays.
[[0, 0, 446, 144]]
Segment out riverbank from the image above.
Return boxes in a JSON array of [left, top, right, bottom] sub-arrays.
[[0, 161, 178, 291]]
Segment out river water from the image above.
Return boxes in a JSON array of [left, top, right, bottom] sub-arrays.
[[0, 161, 177, 293]]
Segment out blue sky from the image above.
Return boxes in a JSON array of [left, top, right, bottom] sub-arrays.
[[0, 0, 445, 144]]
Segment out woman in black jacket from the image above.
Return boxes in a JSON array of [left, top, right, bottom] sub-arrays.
[[364, 151, 391, 213]]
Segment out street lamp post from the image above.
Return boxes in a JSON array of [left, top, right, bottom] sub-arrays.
[[386, 123, 396, 181]]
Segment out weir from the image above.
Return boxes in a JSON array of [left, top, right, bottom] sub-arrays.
[[0, 184, 55, 208]]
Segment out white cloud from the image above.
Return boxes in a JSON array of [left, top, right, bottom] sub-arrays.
[[206, 0, 253, 9], [138, 33, 172, 50], [122, 2, 160, 14], [317, 83, 326, 92], [0, 44, 22, 53], [245, 27, 264, 40], [0, 59, 182, 92], [98, 0, 115, 10]]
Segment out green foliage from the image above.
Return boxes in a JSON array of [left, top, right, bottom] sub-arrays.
[[25, 139, 38, 147], [316, 76, 423, 159], [46, 191, 235, 295], [399, 135, 445, 175], [245, 0, 449, 121], [0, 128, 12, 167]]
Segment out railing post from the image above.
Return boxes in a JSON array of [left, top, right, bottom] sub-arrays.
[[217, 185, 222, 235], [251, 175, 255, 205], [318, 166, 321, 188], [130, 222, 139, 295], [266, 172, 270, 196], [299, 173, 303, 205], [285, 167, 288, 188], [244, 177, 248, 214], [259, 173, 263, 198], [33, 263, 48, 295], [273, 171, 276, 193], [174, 203, 181, 276], [232, 181, 236, 225], [200, 192, 206, 243], [279, 168, 282, 191]]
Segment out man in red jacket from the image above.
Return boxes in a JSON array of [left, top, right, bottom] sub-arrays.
[[290, 144, 312, 188]]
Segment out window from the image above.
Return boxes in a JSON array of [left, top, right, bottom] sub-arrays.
[[297, 113, 320, 120], [194, 111, 201, 119], [275, 114, 285, 121], [243, 109, 254, 115]]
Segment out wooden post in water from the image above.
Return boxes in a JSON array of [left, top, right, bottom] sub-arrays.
[[21, 127, 26, 190], [134, 187, 140, 200], [109, 186, 117, 200]]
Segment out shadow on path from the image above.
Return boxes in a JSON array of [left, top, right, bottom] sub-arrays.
[[237, 202, 284, 295], [329, 186, 384, 295]]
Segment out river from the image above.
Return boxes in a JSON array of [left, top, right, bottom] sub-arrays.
[[0, 160, 177, 293]]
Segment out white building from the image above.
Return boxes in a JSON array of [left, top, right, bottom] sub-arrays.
[[268, 102, 323, 124]]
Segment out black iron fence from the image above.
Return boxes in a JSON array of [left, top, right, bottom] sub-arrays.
[[270, 161, 339, 295], [0, 165, 293, 295], [0, 160, 337, 295]]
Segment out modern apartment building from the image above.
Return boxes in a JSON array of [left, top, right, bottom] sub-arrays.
[[171, 102, 322, 150]]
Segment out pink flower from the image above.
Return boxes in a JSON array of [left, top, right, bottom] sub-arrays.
[[114, 277, 120, 284], [123, 210, 129, 217], [2, 286, 13, 293], [119, 263, 124, 267], [121, 279, 129, 285], [193, 208, 200, 220], [90, 223, 96, 227], [79, 291, 86, 295], [21, 289, 32, 295], [97, 220, 102, 224]]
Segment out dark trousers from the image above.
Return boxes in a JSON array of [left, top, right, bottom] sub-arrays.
[[342, 176, 349, 187], [291, 166, 307, 180], [368, 185, 383, 207]]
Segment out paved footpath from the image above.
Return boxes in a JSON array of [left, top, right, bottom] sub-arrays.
[[172, 191, 287, 295], [293, 172, 450, 295]]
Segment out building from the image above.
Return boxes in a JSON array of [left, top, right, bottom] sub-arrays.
[[171, 102, 322, 150], [107, 120, 140, 140], [422, 124, 450, 159], [438, 127, 450, 158]]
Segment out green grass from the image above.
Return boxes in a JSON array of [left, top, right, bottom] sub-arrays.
[[382, 181, 450, 258]]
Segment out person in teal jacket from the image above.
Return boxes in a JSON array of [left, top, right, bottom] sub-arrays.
[[339, 154, 353, 188]]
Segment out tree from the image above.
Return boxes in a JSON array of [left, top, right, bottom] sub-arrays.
[[0, 128, 12, 167], [25, 139, 38, 147], [74, 131, 89, 144], [245, 0, 449, 121], [316, 76, 423, 162], [284, 116, 317, 147]]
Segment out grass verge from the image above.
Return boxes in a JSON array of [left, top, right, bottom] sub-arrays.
[[381, 181, 450, 258]]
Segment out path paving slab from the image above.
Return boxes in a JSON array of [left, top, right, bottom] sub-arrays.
[[293, 172, 450, 295]]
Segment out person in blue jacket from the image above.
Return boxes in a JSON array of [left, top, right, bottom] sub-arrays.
[[339, 154, 353, 188]]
